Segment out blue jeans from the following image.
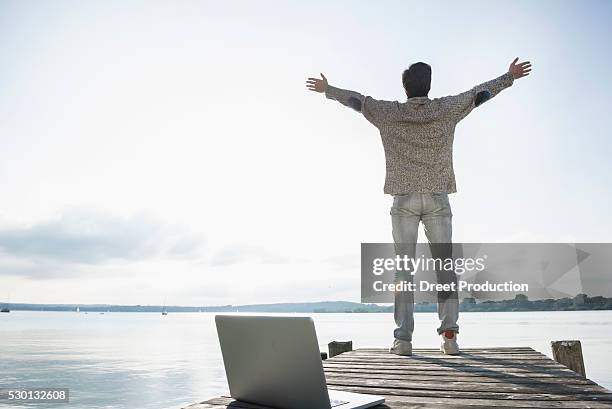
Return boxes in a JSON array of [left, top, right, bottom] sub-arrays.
[[391, 193, 459, 342]]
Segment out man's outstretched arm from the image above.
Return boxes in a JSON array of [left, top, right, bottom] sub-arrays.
[[446, 58, 532, 120], [306, 73, 364, 110], [306, 73, 393, 127]]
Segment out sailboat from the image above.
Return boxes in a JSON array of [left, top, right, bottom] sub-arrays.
[[1, 293, 11, 313], [161, 299, 168, 316]]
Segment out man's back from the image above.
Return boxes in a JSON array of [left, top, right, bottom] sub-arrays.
[[374, 96, 460, 194]]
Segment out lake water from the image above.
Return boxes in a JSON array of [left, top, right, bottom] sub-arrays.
[[1, 310, 611, 408]]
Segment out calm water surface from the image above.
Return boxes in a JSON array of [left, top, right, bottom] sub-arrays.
[[1, 310, 611, 408]]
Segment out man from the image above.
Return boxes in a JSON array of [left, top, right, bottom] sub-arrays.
[[306, 58, 531, 355]]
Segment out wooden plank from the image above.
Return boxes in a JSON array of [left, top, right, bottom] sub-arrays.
[[185, 395, 533, 409], [348, 351, 549, 358], [325, 381, 612, 401], [324, 374, 611, 394], [330, 389, 612, 409], [346, 351, 550, 359], [323, 368, 599, 385], [357, 346, 537, 350], [186, 396, 278, 409], [360, 346, 535, 349], [323, 362, 583, 376], [189, 394, 612, 409], [356, 347, 537, 353], [329, 356, 564, 365], [345, 349, 548, 355], [329, 385, 612, 408]]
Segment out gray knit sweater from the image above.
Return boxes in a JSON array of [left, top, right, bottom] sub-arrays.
[[325, 72, 514, 194]]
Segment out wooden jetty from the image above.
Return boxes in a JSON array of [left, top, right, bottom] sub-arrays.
[[185, 343, 612, 409]]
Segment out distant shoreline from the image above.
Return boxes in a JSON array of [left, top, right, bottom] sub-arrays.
[[2, 294, 611, 313]]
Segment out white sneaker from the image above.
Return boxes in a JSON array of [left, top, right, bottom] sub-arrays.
[[440, 331, 460, 355], [389, 339, 412, 356]]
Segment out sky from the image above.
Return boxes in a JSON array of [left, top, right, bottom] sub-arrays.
[[0, 0, 611, 306]]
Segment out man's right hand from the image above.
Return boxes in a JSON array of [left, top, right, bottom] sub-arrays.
[[306, 73, 328, 93], [508, 58, 532, 80]]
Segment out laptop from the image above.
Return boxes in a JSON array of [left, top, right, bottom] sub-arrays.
[[215, 315, 384, 409]]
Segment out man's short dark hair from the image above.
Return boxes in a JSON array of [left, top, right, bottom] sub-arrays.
[[402, 62, 431, 98]]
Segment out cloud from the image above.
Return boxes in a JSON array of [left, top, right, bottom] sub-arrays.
[[0, 207, 204, 267]]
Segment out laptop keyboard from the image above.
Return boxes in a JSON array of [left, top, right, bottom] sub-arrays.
[[330, 398, 349, 407]]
